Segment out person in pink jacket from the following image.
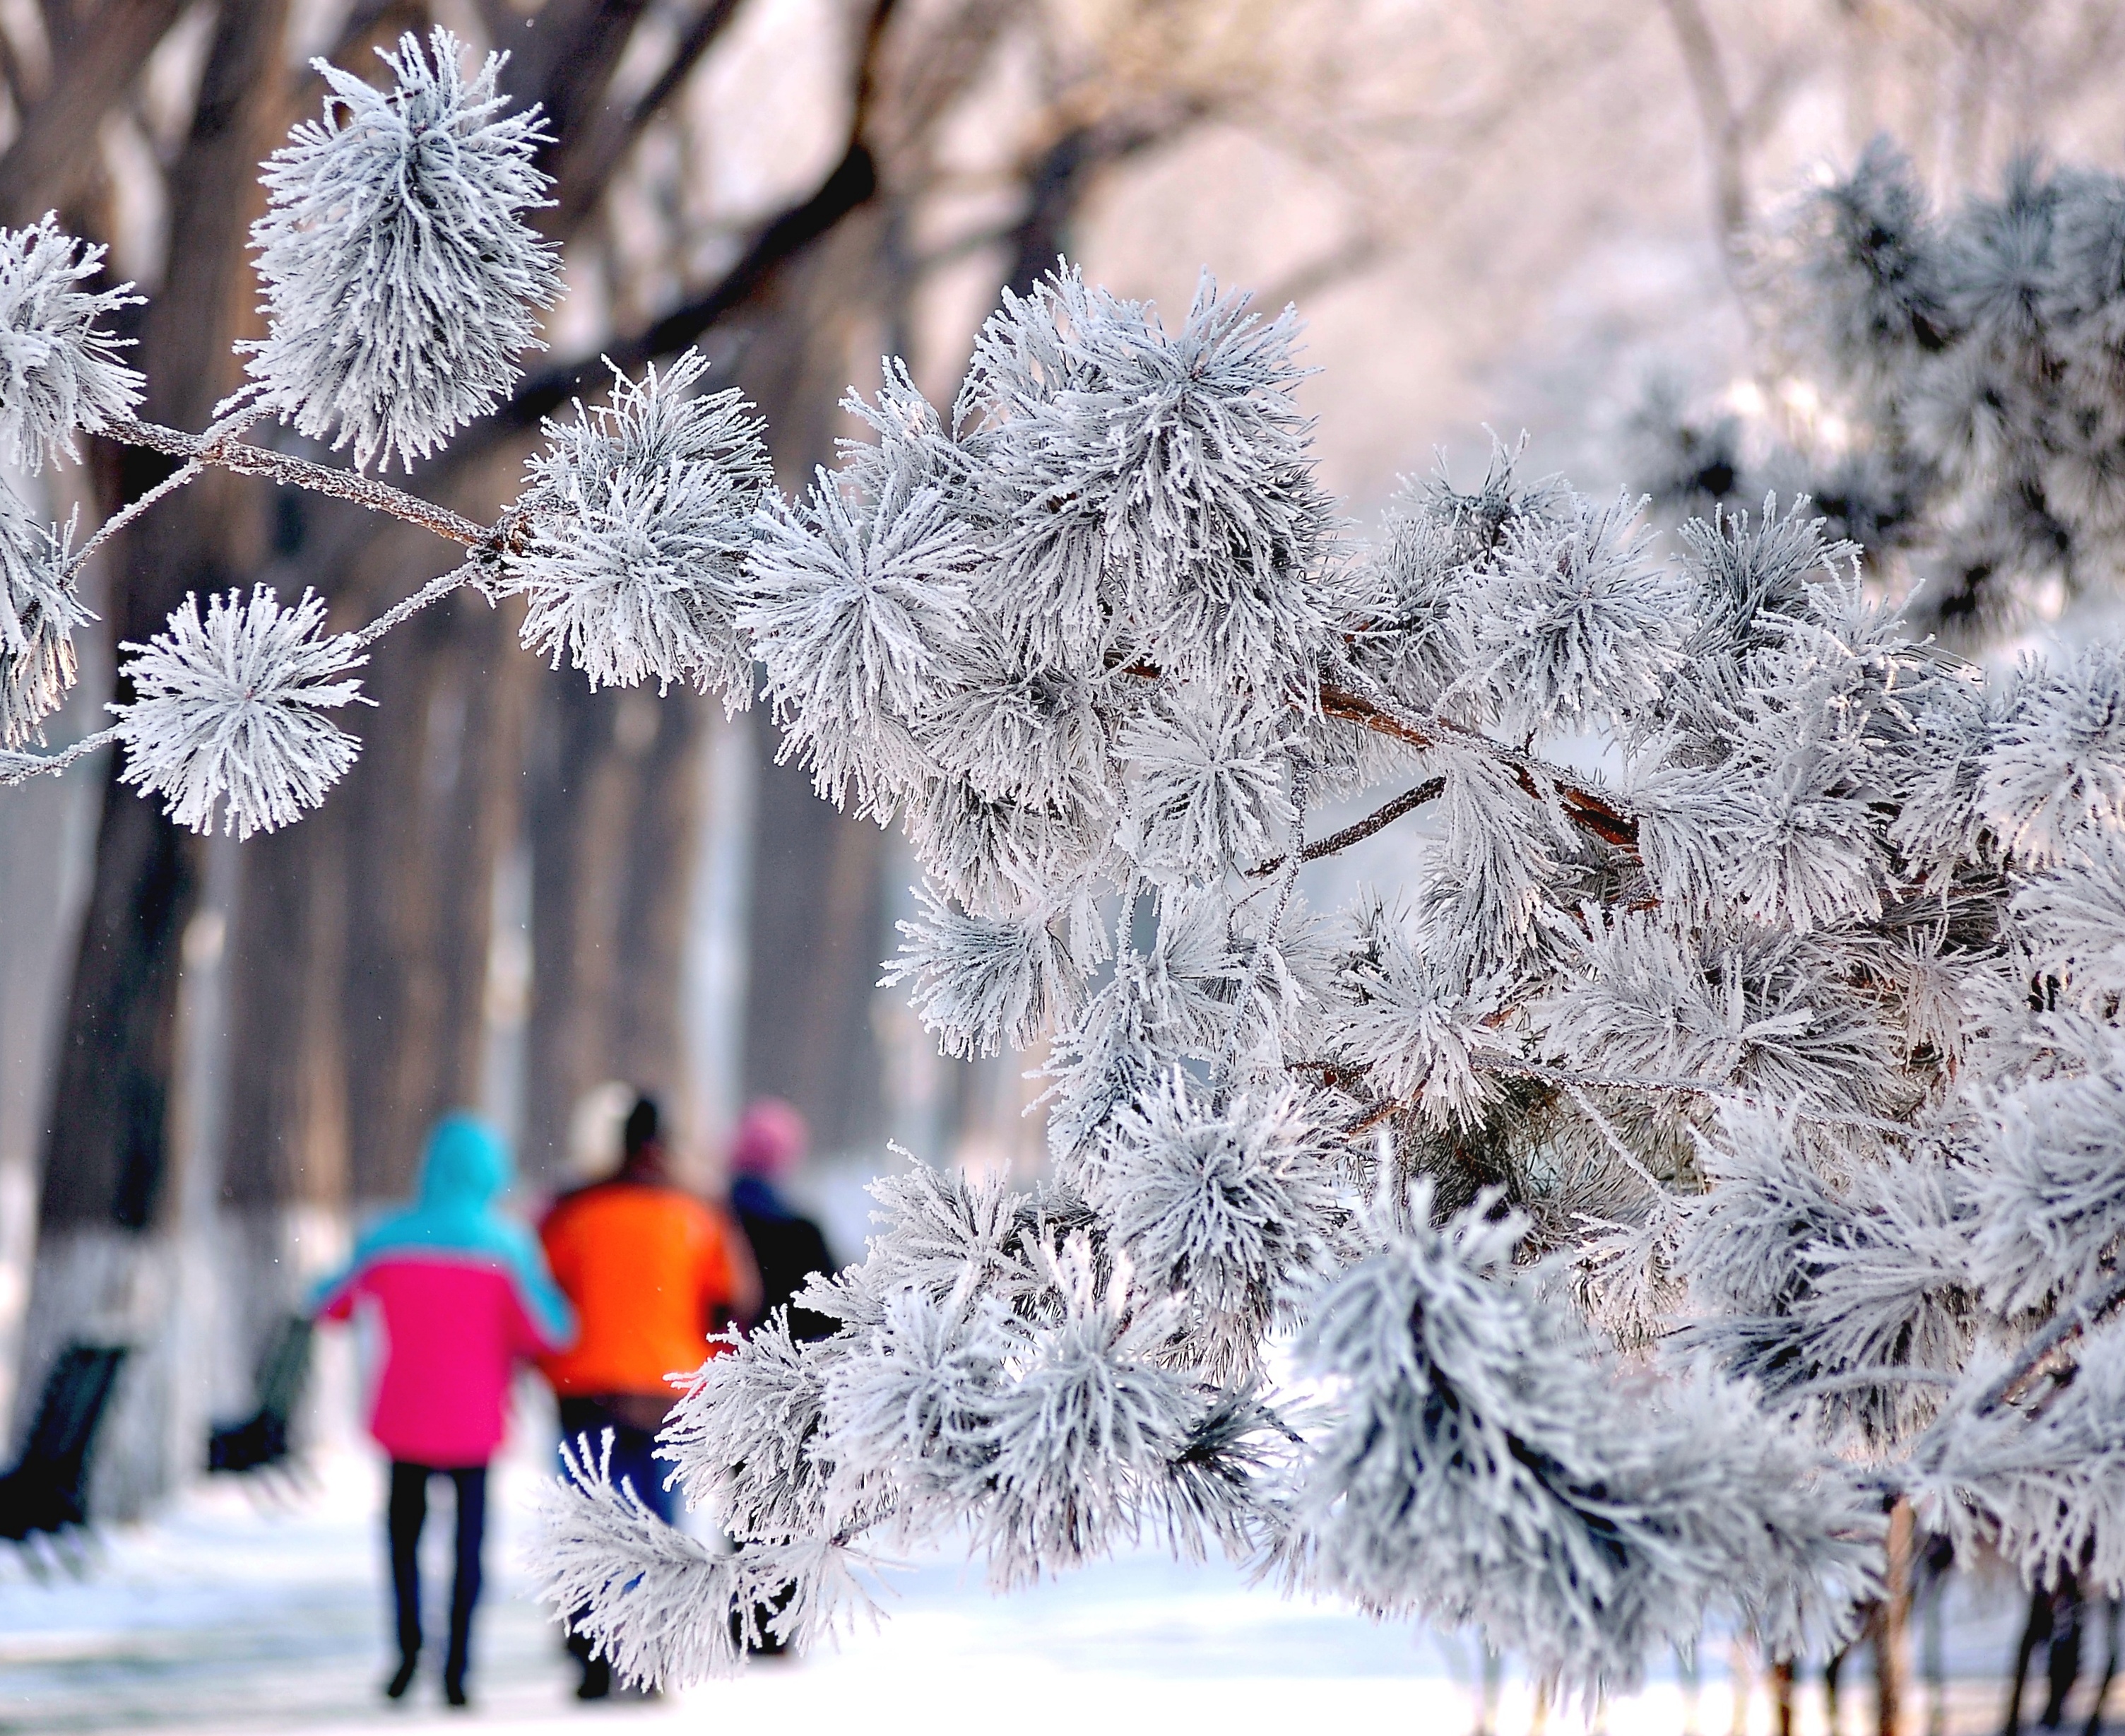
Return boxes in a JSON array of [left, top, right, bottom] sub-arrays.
[[314, 1114, 574, 1709]]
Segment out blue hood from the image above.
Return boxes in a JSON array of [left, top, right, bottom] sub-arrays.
[[309, 1112, 574, 1345], [417, 1114, 510, 1212]]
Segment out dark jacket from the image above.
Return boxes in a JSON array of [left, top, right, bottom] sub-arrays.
[[730, 1175, 837, 1341]]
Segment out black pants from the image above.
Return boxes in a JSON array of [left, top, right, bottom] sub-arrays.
[[387, 1461, 487, 1689]]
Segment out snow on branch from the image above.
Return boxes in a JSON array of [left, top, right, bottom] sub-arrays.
[[510, 350, 769, 697], [243, 28, 560, 472], [1279, 1186, 1878, 1688], [1084, 1070, 1343, 1382], [884, 884, 1085, 1060], [109, 586, 368, 839], [1979, 644, 2125, 866], [529, 1434, 878, 1688], [10, 98, 2125, 1681], [0, 485, 87, 746], [0, 218, 143, 473]]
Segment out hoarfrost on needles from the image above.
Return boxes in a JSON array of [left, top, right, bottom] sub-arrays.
[[110, 586, 367, 839], [0, 485, 88, 745], [242, 29, 560, 471], [511, 350, 770, 697], [24, 71, 2125, 1689], [0, 218, 143, 472]]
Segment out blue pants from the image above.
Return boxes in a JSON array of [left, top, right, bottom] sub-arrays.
[[556, 1399, 678, 1692], [556, 1398, 676, 1522]]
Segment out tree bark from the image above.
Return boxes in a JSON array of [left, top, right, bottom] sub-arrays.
[[0, 0, 191, 228], [738, 715, 887, 1154], [522, 678, 642, 1183], [607, 687, 707, 1112], [723, 211, 896, 1157], [336, 555, 535, 1203], [23, 0, 288, 1517], [218, 772, 348, 1381]]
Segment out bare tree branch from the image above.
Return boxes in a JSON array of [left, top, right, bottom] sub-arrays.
[[1248, 775, 1445, 876], [1657, 0, 1748, 273], [425, 0, 902, 484], [1316, 678, 1640, 851], [106, 413, 496, 549], [549, 0, 747, 235]]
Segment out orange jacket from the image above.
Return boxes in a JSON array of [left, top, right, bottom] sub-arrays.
[[537, 1179, 753, 1398]]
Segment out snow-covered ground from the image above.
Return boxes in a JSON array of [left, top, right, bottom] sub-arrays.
[[0, 1440, 2080, 1736]]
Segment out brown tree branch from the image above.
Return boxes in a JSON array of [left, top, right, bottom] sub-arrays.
[[1657, 0, 1748, 278], [1248, 776, 1446, 877], [549, 0, 747, 235], [1000, 104, 1200, 300], [424, 0, 901, 485], [1315, 678, 1640, 851], [106, 414, 496, 550]]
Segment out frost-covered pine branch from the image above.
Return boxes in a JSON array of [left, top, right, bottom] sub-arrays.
[[509, 350, 770, 697], [1277, 1185, 1878, 1687], [1635, 138, 2125, 641], [242, 28, 560, 472], [8, 47, 2125, 1698], [0, 484, 87, 746], [109, 586, 367, 839], [0, 218, 143, 472]]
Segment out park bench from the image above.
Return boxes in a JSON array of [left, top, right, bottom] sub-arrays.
[[0, 1342, 129, 1573], [207, 1314, 312, 1477]]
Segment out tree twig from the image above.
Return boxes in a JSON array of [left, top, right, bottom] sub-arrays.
[[103, 413, 497, 550], [66, 458, 202, 580], [1248, 776, 1446, 876], [1970, 1273, 2125, 1417], [0, 726, 121, 786], [1792, 1367, 1961, 1400], [347, 558, 486, 649], [1315, 678, 1640, 851]]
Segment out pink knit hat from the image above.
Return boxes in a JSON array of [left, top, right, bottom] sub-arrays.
[[730, 1098, 807, 1179]]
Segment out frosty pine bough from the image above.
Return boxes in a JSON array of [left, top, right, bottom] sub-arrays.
[[6, 27, 2125, 1698]]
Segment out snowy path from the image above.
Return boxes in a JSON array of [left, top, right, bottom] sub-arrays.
[[0, 1447, 2068, 1735]]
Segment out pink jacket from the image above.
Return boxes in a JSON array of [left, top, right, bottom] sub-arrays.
[[319, 1250, 566, 1467], [314, 1115, 574, 1468]]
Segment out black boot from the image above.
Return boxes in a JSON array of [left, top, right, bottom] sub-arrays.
[[443, 1672, 470, 1711], [576, 1653, 612, 1701], [384, 1654, 418, 1701]]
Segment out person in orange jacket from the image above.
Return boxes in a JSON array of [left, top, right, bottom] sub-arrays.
[[538, 1092, 757, 1699]]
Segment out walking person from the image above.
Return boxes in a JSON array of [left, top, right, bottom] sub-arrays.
[[728, 1099, 839, 1342], [539, 1092, 759, 1699], [312, 1113, 574, 1710]]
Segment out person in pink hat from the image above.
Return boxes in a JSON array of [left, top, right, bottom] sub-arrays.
[[727, 1099, 837, 1343]]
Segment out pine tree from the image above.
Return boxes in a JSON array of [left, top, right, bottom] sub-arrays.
[[1635, 137, 2125, 644], [6, 42, 2125, 1701]]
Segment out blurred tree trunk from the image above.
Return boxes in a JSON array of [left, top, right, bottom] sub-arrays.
[[336, 541, 535, 1204], [218, 788, 348, 1381], [13, 0, 921, 1509], [733, 213, 893, 1157], [607, 690, 706, 1108], [519, 2, 905, 1177], [19, 0, 289, 1517], [523, 680, 640, 1182], [520, 678, 706, 1181]]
